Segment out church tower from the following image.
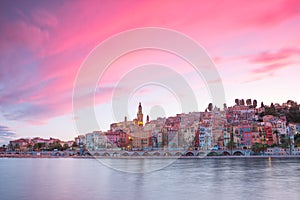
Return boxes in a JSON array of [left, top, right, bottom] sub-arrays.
[[137, 102, 143, 126]]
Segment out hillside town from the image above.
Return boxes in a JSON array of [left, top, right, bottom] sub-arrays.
[[2, 99, 300, 156]]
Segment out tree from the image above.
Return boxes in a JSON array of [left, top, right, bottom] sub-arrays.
[[235, 99, 240, 106], [49, 141, 62, 151], [280, 135, 289, 149], [33, 143, 39, 151], [253, 100, 258, 108], [271, 103, 275, 108], [251, 143, 264, 154], [72, 142, 78, 148], [246, 99, 252, 106], [260, 106, 279, 117], [285, 107, 300, 123], [295, 138, 300, 147], [26, 143, 33, 151], [287, 100, 296, 107], [240, 99, 245, 106], [226, 141, 236, 149], [62, 144, 69, 151], [33, 143, 45, 151], [294, 133, 300, 146], [208, 103, 213, 111]]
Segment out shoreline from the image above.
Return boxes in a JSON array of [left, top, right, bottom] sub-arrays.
[[1, 154, 300, 159]]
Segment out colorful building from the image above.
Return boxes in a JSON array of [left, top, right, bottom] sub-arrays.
[[238, 124, 252, 148]]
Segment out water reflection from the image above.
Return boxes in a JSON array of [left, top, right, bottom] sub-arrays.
[[0, 158, 300, 200], [97, 158, 177, 173]]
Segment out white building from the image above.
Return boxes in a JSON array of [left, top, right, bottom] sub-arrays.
[[86, 131, 106, 150], [199, 126, 212, 150]]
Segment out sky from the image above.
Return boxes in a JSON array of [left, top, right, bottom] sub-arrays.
[[0, 0, 300, 144]]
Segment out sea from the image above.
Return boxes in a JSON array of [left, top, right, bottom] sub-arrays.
[[0, 157, 299, 200]]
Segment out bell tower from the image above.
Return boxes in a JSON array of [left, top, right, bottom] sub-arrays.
[[137, 102, 143, 126]]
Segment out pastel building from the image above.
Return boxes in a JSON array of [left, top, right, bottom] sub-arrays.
[[264, 123, 274, 145], [222, 125, 231, 147], [276, 120, 287, 136], [157, 131, 163, 147], [198, 126, 212, 150], [239, 124, 252, 148], [106, 129, 127, 148], [86, 131, 107, 150], [76, 135, 86, 146], [251, 132, 261, 144], [129, 127, 151, 150], [86, 131, 99, 150], [9, 138, 29, 151], [166, 128, 179, 148]]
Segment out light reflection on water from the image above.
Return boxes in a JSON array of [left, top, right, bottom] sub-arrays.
[[0, 158, 299, 200]]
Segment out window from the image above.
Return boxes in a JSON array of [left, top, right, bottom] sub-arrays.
[[141, 139, 148, 145]]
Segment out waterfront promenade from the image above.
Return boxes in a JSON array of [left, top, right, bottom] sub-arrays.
[[1, 149, 300, 159]]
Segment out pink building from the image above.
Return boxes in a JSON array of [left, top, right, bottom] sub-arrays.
[[9, 138, 30, 151], [263, 123, 274, 145], [105, 130, 127, 148]]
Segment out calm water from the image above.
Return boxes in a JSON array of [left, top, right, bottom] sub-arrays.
[[0, 158, 300, 200]]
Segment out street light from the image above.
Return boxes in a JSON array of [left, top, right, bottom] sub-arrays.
[[265, 138, 269, 155], [128, 136, 133, 151]]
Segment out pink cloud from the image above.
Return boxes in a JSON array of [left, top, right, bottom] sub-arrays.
[[249, 48, 300, 63], [251, 62, 290, 74], [1, 0, 300, 126]]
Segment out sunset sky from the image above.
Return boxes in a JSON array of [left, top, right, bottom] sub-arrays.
[[0, 0, 300, 144]]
